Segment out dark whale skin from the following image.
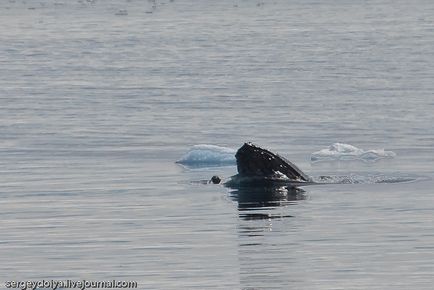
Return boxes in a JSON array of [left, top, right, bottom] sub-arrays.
[[234, 142, 311, 182]]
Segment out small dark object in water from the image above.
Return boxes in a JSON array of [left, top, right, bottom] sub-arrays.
[[210, 175, 221, 184]]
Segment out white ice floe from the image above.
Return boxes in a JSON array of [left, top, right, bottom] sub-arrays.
[[176, 144, 236, 166], [311, 143, 396, 162]]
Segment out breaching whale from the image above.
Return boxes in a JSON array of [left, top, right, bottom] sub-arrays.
[[213, 142, 313, 187]]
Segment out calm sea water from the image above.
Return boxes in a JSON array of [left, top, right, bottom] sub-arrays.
[[1, 0, 434, 289]]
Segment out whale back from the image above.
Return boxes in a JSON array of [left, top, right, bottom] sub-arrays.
[[235, 143, 310, 182]]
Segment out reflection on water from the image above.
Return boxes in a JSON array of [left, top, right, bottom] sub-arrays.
[[230, 185, 305, 239], [230, 186, 307, 289], [238, 212, 294, 220], [230, 186, 306, 215]]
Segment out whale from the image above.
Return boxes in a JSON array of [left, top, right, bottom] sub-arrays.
[[212, 142, 314, 187], [201, 142, 415, 188], [235, 142, 310, 181]]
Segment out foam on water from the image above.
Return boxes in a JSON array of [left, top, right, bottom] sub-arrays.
[[313, 173, 417, 184], [176, 144, 236, 166], [311, 143, 396, 162]]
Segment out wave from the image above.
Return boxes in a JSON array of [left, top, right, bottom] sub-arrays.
[[311, 143, 396, 162], [176, 144, 236, 166]]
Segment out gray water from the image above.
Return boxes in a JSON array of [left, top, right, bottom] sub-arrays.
[[1, 0, 434, 289]]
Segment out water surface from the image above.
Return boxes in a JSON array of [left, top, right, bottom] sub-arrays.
[[1, 0, 434, 289]]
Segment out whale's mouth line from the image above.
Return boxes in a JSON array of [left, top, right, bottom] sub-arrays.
[[189, 174, 421, 187]]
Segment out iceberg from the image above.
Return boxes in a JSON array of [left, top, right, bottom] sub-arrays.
[[311, 143, 396, 162], [176, 144, 236, 166]]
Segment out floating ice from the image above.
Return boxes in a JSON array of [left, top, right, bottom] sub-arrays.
[[311, 143, 396, 162], [176, 144, 236, 166]]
